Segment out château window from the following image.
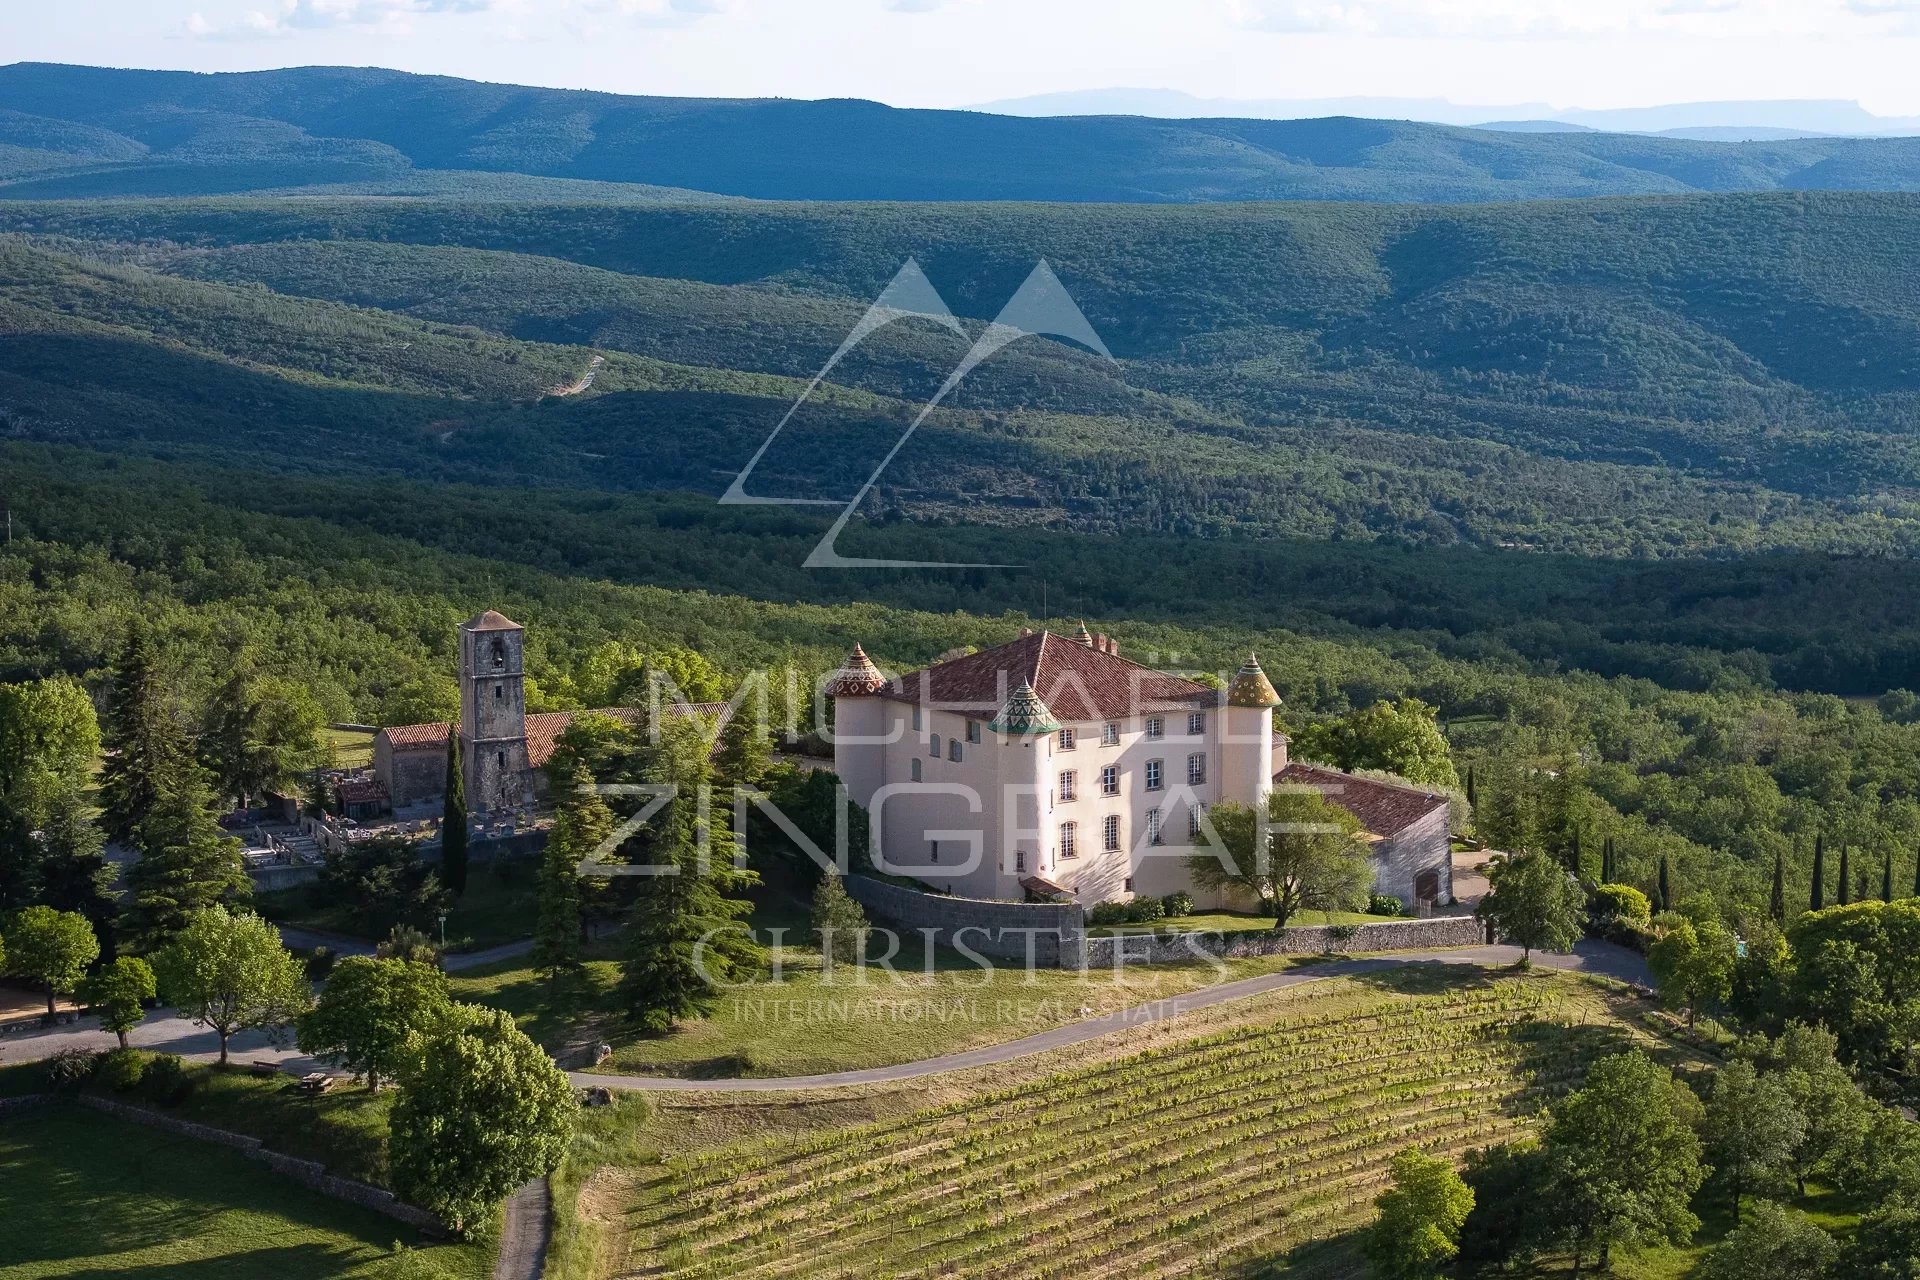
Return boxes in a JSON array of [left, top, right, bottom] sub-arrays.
[[1015, 850, 1026, 872], [1101, 765, 1119, 796], [1060, 821, 1078, 858], [1188, 711, 1207, 736], [911, 758, 922, 782], [1059, 728, 1076, 750], [1147, 808, 1163, 845], [930, 839, 939, 863], [949, 740, 962, 762], [1059, 770, 1077, 801], [1189, 804, 1206, 838], [1145, 716, 1164, 739], [1102, 722, 1120, 746], [496, 751, 505, 767], [1103, 814, 1121, 852], [495, 684, 503, 700], [1145, 759, 1163, 792], [967, 720, 982, 745], [1188, 753, 1206, 785], [929, 735, 939, 758], [1123, 876, 1135, 892], [912, 707, 923, 731]]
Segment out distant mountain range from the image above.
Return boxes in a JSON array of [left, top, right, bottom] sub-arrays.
[[969, 88, 1920, 138], [12, 63, 1920, 203]]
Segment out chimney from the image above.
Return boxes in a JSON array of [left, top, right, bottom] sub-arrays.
[[1019, 627, 1034, 637], [1107, 637, 1120, 659], [1094, 633, 1110, 654]]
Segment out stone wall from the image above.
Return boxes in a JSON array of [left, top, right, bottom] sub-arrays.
[[1082, 913, 1486, 968], [71, 1095, 444, 1233], [845, 875, 1086, 966]]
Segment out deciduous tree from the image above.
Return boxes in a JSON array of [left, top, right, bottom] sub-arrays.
[[79, 956, 156, 1050], [1187, 788, 1372, 928], [1703, 1059, 1805, 1222], [388, 1004, 575, 1235], [1293, 698, 1459, 790], [1477, 851, 1584, 961], [1650, 916, 1737, 1027], [811, 871, 870, 968], [4, 905, 98, 1015], [151, 907, 309, 1067], [1363, 1147, 1474, 1279], [297, 956, 450, 1090], [1698, 1203, 1836, 1280]]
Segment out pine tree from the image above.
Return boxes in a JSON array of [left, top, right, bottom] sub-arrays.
[[1657, 854, 1672, 914], [534, 772, 612, 998], [441, 729, 469, 896], [121, 760, 248, 952], [1836, 845, 1852, 906], [1811, 834, 1826, 911], [811, 870, 870, 968], [1770, 850, 1787, 924], [713, 707, 773, 804], [619, 718, 765, 1031], [99, 625, 191, 845], [1568, 828, 1583, 879]]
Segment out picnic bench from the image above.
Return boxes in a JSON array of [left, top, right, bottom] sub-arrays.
[[298, 1072, 335, 1095], [250, 1061, 278, 1079]]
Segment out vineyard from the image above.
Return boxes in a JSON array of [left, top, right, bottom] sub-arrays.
[[607, 974, 1652, 1279]]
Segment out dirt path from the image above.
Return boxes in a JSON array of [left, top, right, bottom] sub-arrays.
[[569, 940, 1651, 1094], [494, 1178, 552, 1280], [549, 354, 605, 397]]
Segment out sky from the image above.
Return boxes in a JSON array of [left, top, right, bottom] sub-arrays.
[[8, 0, 1920, 116]]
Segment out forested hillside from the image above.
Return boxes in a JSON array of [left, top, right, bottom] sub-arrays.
[[15, 62, 1920, 203]]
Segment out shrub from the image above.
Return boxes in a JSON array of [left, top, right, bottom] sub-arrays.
[[1591, 883, 1653, 927], [1369, 894, 1404, 917], [304, 945, 338, 981], [1087, 901, 1132, 927], [44, 1047, 101, 1091], [1126, 897, 1167, 924], [96, 1048, 146, 1093], [1162, 891, 1194, 918], [142, 1053, 195, 1106]]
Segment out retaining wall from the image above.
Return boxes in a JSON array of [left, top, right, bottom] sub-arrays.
[[62, 1094, 444, 1233], [1083, 913, 1487, 968], [845, 875, 1086, 966]]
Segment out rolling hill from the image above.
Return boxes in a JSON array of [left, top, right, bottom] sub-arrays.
[[16, 63, 1920, 203]]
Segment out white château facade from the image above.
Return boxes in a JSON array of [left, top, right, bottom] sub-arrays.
[[829, 626, 1455, 911]]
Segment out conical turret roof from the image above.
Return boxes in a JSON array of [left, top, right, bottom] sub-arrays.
[[823, 644, 887, 697], [1227, 652, 1282, 708], [1072, 621, 1095, 647], [989, 679, 1061, 736]]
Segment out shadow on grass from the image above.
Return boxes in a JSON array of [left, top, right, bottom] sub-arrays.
[[1345, 960, 1506, 996], [1214, 1224, 1367, 1279], [41, 1245, 377, 1280]]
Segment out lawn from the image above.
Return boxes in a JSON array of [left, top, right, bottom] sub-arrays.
[[1087, 907, 1405, 936], [259, 859, 538, 952], [576, 969, 1668, 1280], [323, 726, 376, 771], [0, 1106, 488, 1279]]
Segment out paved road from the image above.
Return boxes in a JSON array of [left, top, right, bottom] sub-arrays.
[[493, 1178, 552, 1280], [0, 933, 537, 1075], [569, 940, 1651, 1094]]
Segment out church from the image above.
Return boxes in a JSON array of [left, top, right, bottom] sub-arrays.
[[827, 626, 1455, 913]]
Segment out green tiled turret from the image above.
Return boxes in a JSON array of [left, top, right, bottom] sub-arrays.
[[1227, 652, 1282, 708], [989, 679, 1061, 736]]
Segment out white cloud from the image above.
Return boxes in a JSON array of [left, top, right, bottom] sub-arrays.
[[185, 0, 730, 39], [884, 0, 951, 11], [1228, 0, 1920, 37]]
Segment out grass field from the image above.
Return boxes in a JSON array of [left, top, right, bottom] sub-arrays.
[[565, 968, 1668, 1279], [0, 1106, 488, 1279], [323, 727, 376, 771]]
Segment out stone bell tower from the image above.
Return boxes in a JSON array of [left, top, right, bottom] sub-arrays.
[[459, 610, 530, 816]]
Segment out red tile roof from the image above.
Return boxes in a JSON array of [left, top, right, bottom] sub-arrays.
[[882, 630, 1212, 724], [378, 703, 731, 768], [1275, 762, 1449, 839]]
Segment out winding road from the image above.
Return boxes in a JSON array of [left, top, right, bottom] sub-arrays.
[[566, 940, 1649, 1093]]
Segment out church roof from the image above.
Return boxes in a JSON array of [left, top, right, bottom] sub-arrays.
[[1275, 761, 1449, 839], [988, 680, 1062, 736], [1227, 652, 1282, 708], [462, 609, 521, 633], [882, 629, 1212, 724]]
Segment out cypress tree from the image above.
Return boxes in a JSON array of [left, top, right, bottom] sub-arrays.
[[441, 729, 469, 896], [1770, 850, 1786, 924], [1837, 845, 1852, 906], [1601, 836, 1616, 885], [1884, 849, 1895, 902], [1811, 834, 1826, 911], [1656, 854, 1672, 914], [1465, 764, 1477, 811]]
